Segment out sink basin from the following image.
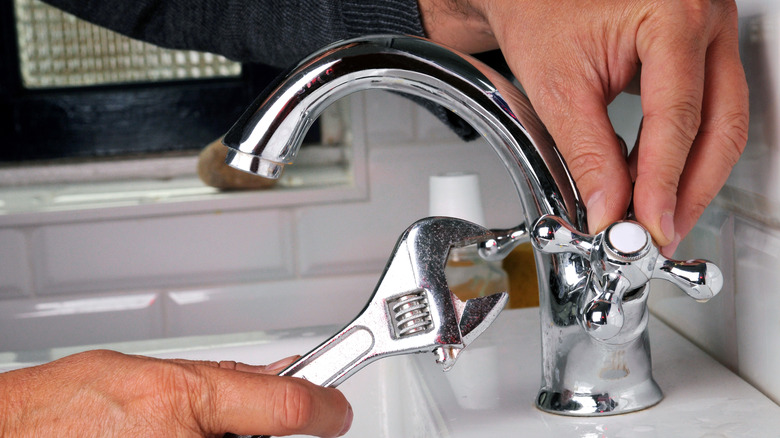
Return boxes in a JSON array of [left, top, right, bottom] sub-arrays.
[[153, 308, 780, 436], [3, 307, 779, 436]]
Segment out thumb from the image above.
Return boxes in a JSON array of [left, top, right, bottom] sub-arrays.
[[195, 365, 353, 437]]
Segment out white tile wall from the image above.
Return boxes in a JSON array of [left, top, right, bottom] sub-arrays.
[[734, 218, 780, 403], [30, 209, 294, 295], [0, 229, 31, 299], [0, 291, 163, 352], [164, 274, 377, 337], [729, 9, 780, 220], [647, 206, 739, 372]]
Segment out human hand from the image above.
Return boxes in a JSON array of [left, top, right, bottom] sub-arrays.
[[420, 0, 749, 256], [0, 350, 352, 437]]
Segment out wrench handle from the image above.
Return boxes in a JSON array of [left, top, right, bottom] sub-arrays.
[[278, 325, 375, 387], [223, 325, 375, 438]]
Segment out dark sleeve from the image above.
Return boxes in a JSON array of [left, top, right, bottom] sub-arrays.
[[41, 0, 424, 67], [41, 0, 479, 139]]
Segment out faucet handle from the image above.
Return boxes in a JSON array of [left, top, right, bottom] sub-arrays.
[[531, 215, 595, 257], [652, 256, 723, 302], [600, 220, 723, 302], [531, 215, 723, 341]]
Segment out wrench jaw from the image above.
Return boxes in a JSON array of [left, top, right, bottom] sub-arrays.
[[276, 217, 510, 388], [389, 217, 509, 371], [430, 290, 509, 371], [457, 292, 509, 346]]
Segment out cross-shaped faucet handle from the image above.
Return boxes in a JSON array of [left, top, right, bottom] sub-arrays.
[[531, 215, 723, 340]]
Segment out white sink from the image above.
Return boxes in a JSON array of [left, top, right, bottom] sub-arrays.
[[3, 308, 779, 436], [152, 308, 780, 437]]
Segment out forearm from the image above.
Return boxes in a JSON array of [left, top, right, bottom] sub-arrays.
[[0, 368, 34, 436], [0, 377, 8, 436]]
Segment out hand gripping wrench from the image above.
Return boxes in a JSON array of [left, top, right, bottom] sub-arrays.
[[228, 216, 509, 438]]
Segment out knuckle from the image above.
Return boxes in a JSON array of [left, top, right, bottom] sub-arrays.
[[682, 0, 712, 28], [714, 0, 739, 27], [66, 349, 127, 370], [663, 0, 711, 28], [657, 173, 683, 195], [152, 363, 215, 434], [563, 141, 613, 186], [274, 381, 317, 433], [666, 99, 703, 147], [638, 160, 683, 193], [530, 65, 597, 121], [710, 110, 749, 165], [197, 360, 220, 368], [643, 0, 711, 43], [81, 349, 119, 361], [531, 71, 573, 116]]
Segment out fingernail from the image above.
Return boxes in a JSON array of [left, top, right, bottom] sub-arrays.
[[266, 355, 299, 373], [339, 404, 353, 436], [660, 212, 676, 244], [586, 191, 607, 234]]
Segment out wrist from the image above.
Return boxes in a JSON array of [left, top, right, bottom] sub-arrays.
[[418, 0, 497, 53]]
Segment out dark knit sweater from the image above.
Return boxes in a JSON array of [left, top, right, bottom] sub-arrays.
[[41, 0, 479, 139], [42, 0, 423, 67]]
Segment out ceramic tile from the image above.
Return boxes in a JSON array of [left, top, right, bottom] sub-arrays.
[[164, 274, 377, 337], [31, 209, 294, 295], [734, 217, 780, 403], [718, 11, 780, 228], [0, 229, 31, 298], [0, 291, 163, 352], [647, 206, 739, 371]]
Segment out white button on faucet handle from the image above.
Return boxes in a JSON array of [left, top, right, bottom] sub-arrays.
[[606, 222, 648, 257]]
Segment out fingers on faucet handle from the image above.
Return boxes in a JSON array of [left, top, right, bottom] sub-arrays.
[[652, 257, 723, 302], [530, 215, 593, 256]]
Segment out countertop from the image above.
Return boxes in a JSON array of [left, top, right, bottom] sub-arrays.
[[2, 307, 778, 437]]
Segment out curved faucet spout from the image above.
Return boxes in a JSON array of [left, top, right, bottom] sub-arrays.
[[222, 35, 663, 416], [222, 35, 583, 228]]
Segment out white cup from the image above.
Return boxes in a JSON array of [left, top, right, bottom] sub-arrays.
[[429, 172, 485, 226]]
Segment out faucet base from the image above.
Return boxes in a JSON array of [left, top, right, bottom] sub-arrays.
[[536, 378, 663, 416]]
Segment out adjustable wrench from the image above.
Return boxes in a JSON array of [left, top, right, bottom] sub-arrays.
[[229, 216, 509, 438]]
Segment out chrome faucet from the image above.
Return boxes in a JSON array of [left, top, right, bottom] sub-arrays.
[[222, 35, 722, 416]]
